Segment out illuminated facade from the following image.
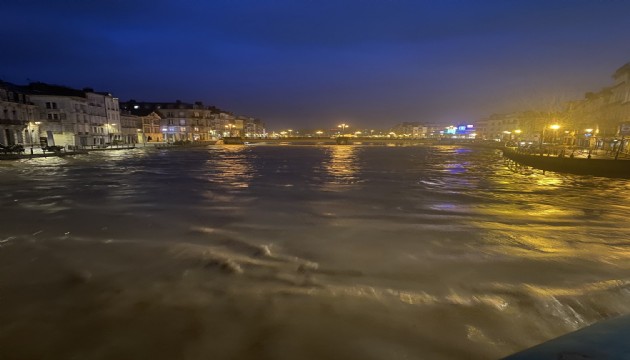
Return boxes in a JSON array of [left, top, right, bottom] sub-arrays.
[[121, 100, 222, 142], [0, 81, 38, 147], [475, 62, 630, 149], [120, 100, 266, 140], [26, 83, 121, 148], [390, 122, 427, 138], [565, 62, 630, 148]]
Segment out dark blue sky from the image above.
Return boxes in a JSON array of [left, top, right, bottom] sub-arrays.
[[2, 0, 629, 129]]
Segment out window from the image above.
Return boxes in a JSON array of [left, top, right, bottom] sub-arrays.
[[179, 119, 186, 125], [180, 126, 186, 132]]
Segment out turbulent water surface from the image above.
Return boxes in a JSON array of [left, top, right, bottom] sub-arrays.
[[1, 145, 629, 359]]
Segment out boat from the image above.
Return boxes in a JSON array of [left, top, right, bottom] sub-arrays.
[[502, 148, 630, 178]]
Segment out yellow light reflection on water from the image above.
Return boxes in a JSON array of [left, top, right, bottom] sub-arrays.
[[323, 145, 361, 185], [206, 146, 253, 188]]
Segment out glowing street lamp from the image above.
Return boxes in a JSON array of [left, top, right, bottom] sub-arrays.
[[315, 130, 323, 137], [549, 124, 561, 145], [512, 129, 521, 140], [338, 123, 348, 135]]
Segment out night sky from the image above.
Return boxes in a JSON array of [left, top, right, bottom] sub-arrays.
[[2, 0, 630, 129]]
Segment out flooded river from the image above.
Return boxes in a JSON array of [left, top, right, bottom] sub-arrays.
[[1, 145, 629, 359]]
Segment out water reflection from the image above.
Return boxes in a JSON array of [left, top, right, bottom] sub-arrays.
[[206, 146, 254, 189], [321, 145, 361, 186]]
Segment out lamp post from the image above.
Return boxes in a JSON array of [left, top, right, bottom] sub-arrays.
[[315, 130, 323, 138], [29, 121, 41, 154], [549, 124, 560, 145], [338, 123, 348, 136]]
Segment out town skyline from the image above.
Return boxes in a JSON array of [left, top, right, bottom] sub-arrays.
[[2, 0, 630, 129]]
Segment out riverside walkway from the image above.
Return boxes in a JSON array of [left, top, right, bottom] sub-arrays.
[[503, 147, 630, 178]]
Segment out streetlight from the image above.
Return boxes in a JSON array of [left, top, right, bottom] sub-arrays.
[[338, 123, 348, 136], [288, 129, 293, 138], [549, 124, 560, 145], [315, 130, 323, 138], [513, 129, 522, 146]]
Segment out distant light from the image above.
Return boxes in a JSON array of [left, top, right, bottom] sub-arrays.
[[133, 105, 139, 109], [466, 124, 474, 128]]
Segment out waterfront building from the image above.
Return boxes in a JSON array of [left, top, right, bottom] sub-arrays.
[[26, 83, 121, 148], [475, 111, 560, 143], [121, 100, 266, 140], [0, 81, 38, 147], [120, 113, 141, 144], [565, 62, 630, 150], [85, 90, 122, 145], [476, 61, 630, 149], [121, 100, 219, 142], [390, 122, 427, 138], [242, 117, 266, 138], [120, 109, 162, 143]]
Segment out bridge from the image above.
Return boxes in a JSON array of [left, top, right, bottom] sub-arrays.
[[241, 137, 439, 145]]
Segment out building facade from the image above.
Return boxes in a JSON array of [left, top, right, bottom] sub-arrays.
[[0, 81, 39, 147], [26, 83, 122, 148]]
